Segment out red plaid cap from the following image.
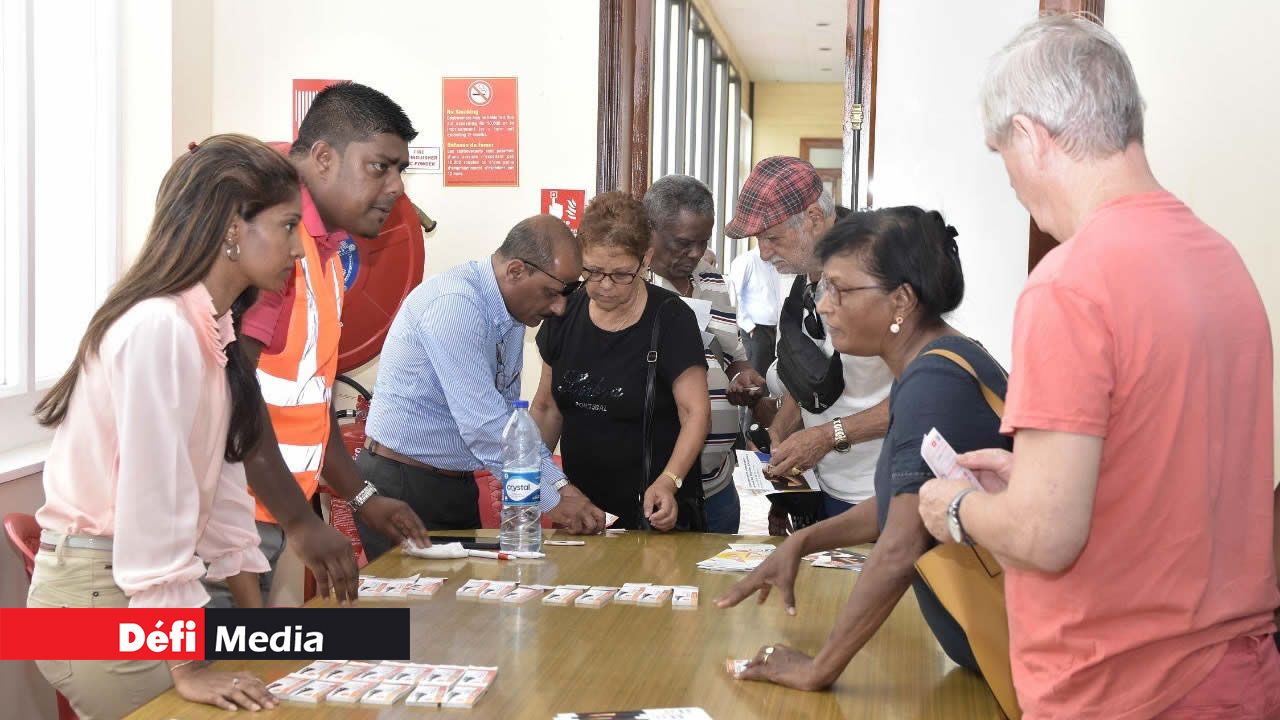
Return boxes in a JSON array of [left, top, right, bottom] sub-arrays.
[[724, 156, 824, 239]]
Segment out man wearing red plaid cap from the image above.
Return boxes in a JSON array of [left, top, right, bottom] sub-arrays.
[[725, 156, 892, 521]]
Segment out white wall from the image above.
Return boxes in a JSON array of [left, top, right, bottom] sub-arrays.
[[207, 0, 601, 400], [870, 0, 1039, 369], [208, 0, 599, 280], [1107, 1, 1280, 483]]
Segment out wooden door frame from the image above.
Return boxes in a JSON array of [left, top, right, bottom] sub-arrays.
[[600, 0, 1085, 274], [598, 0, 878, 207], [597, 0, 652, 197]]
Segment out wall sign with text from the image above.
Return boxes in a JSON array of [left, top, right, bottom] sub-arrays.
[[407, 146, 442, 174], [443, 77, 519, 187]]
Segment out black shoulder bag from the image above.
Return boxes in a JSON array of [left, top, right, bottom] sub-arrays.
[[638, 297, 707, 531]]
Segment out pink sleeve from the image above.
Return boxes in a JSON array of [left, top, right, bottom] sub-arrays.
[[1001, 283, 1114, 438], [107, 306, 212, 608], [198, 462, 270, 582], [240, 283, 293, 353]]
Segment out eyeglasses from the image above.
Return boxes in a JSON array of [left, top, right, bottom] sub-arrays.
[[582, 261, 644, 285], [816, 277, 883, 308], [520, 259, 584, 297]]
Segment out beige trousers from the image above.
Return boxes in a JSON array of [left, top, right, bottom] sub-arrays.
[[26, 539, 173, 720]]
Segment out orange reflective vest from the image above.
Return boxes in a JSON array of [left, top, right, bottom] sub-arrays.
[[252, 225, 344, 523]]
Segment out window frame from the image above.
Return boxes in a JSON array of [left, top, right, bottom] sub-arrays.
[[0, 0, 121, 466]]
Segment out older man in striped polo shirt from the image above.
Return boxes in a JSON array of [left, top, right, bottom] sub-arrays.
[[644, 175, 768, 533]]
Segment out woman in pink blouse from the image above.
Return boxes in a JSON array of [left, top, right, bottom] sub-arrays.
[[27, 134, 305, 718]]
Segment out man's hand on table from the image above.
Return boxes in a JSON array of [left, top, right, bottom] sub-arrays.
[[547, 484, 605, 534], [285, 515, 360, 605], [356, 495, 431, 549]]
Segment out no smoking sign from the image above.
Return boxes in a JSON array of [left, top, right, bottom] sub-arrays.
[[468, 80, 493, 106]]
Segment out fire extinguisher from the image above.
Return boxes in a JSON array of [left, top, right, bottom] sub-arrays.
[[335, 374, 373, 460]]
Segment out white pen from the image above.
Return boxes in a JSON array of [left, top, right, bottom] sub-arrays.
[[467, 549, 545, 560]]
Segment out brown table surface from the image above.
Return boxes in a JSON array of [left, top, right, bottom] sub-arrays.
[[128, 530, 1002, 719]]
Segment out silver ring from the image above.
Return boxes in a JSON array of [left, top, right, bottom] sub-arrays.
[[231, 678, 240, 687]]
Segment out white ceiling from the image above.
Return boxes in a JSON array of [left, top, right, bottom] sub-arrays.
[[704, 0, 848, 83]]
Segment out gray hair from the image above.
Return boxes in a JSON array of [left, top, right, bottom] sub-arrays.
[[981, 13, 1144, 160], [497, 215, 578, 267], [785, 189, 836, 229], [644, 174, 714, 231]]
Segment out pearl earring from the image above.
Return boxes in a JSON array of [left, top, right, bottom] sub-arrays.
[[890, 316, 903, 334], [225, 242, 241, 261]]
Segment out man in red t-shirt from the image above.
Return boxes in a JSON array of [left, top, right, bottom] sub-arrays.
[[918, 15, 1280, 720]]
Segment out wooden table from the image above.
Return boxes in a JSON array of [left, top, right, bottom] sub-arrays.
[[129, 531, 1002, 719]]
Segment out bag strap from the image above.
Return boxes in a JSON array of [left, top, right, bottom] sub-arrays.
[[923, 348, 1005, 419], [640, 296, 681, 529]]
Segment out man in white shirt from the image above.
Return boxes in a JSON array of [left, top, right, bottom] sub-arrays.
[[725, 156, 891, 519], [728, 247, 783, 376]]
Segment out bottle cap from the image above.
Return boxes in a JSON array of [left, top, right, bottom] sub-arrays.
[[513, 400, 529, 409]]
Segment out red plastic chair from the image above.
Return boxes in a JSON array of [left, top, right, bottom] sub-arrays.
[[3, 513, 80, 720], [475, 458, 560, 530]]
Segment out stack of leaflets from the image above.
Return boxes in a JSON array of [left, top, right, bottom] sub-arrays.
[[270, 660, 495, 709], [803, 549, 868, 572], [696, 543, 777, 572], [358, 574, 446, 598]]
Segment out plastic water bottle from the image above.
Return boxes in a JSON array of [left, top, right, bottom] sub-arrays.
[[500, 400, 543, 553]]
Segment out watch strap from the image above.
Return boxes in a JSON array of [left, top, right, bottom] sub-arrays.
[[832, 417, 851, 452], [348, 481, 379, 513], [948, 488, 977, 544]]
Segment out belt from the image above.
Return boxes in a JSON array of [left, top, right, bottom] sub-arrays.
[[364, 439, 474, 479], [39, 530, 113, 552]]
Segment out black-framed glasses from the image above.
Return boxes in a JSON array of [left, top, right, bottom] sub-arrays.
[[816, 277, 884, 308], [520, 258, 584, 297], [582, 261, 644, 286]]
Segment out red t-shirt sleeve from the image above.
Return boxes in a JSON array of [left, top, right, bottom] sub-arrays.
[[1001, 283, 1114, 438], [240, 281, 295, 355]]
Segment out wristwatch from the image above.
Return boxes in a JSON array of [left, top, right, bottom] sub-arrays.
[[662, 470, 683, 490], [831, 417, 852, 453], [553, 477, 570, 492], [947, 488, 977, 545], [348, 481, 379, 514]]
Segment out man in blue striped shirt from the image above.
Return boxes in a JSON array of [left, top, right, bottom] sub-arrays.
[[355, 216, 605, 560]]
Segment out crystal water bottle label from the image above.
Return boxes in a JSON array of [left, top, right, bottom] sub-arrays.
[[502, 469, 541, 505]]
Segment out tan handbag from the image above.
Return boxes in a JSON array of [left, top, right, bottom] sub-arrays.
[[913, 348, 1020, 720]]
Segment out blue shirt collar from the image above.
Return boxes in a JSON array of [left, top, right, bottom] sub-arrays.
[[474, 259, 518, 334]]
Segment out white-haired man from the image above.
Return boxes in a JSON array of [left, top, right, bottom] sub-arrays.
[[919, 15, 1280, 719], [726, 156, 892, 521]]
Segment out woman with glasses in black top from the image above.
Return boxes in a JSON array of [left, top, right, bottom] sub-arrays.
[[531, 192, 711, 530]]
